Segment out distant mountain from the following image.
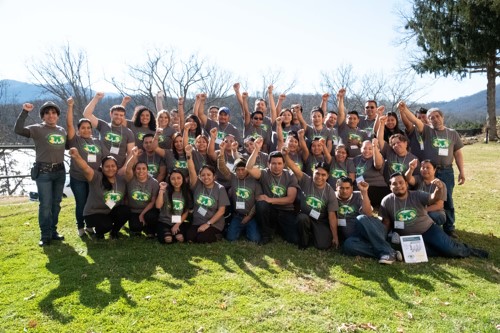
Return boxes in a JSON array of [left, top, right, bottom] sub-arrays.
[[423, 84, 500, 122]]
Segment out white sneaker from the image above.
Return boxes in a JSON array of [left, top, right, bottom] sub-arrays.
[[391, 232, 401, 244], [395, 250, 403, 262], [78, 228, 85, 237], [378, 254, 396, 264], [84, 227, 95, 234]]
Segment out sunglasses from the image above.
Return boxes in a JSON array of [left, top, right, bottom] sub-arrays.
[[365, 106, 376, 109], [253, 117, 263, 120]]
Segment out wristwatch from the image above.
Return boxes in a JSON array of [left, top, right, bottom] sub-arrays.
[[206, 221, 212, 225]]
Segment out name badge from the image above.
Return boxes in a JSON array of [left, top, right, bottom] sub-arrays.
[[356, 175, 365, 184], [338, 218, 347, 227], [197, 206, 207, 216], [172, 215, 182, 223], [419, 142, 424, 150], [309, 209, 320, 219], [110, 146, 120, 155], [215, 138, 222, 144], [236, 201, 245, 210], [226, 162, 234, 170], [350, 145, 358, 150], [87, 154, 97, 163], [105, 199, 116, 210], [395, 220, 405, 229], [438, 148, 448, 156]]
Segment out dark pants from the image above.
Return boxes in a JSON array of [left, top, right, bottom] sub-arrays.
[[36, 169, 66, 240], [70, 176, 89, 229], [256, 201, 299, 244], [128, 209, 159, 235], [297, 213, 333, 250], [84, 205, 130, 237], [157, 222, 190, 243], [436, 167, 455, 233], [422, 223, 472, 257], [186, 224, 222, 243]]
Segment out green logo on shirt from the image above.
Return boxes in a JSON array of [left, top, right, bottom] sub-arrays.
[[432, 138, 449, 149], [261, 124, 269, 132], [104, 191, 123, 203], [175, 160, 187, 169], [148, 164, 158, 174], [396, 209, 417, 222], [306, 196, 324, 210], [83, 144, 99, 154], [356, 166, 366, 176], [271, 184, 286, 197], [236, 187, 251, 200], [158, 134, 165, 143], [188, 137, 195, 145], [339, 204, 354, 216], [137, 132, 146, 141], [172, 199, 185, 211], [131, 190, 150, 202], [196, 194, 215, 208], [47, 134, 65, 145], [104, 132, 122, 144], [331, 169, 347, 178], [348, 133, 361, 141], [216, 131, 226, 140], [390, 162, 405, 173]]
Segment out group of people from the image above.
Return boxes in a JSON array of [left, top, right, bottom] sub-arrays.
[[14, 84, 488, 264]]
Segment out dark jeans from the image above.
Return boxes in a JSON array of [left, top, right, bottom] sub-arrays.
[[84, 205, 130, 237], [70, 176, 89, 229], [157, 222, 190, 243], [436, 167, 455, 232], [422, 223, 472, 257], [226, 213, 261, 243], [296, 213, 333, 250], [256, 201, 299, 244], [186, 224, 222, 243], [36, 169, 66, 240], [342, 215, 396, 258], [129, 209, 160, 235]]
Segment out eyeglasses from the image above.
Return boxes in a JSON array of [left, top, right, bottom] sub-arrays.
[[253, 117, 263, 120], [365, 106, 376, 109]]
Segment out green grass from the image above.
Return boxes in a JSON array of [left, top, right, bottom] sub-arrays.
[[1, 144, 499, 333]]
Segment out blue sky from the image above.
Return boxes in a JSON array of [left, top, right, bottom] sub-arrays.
[[0, 0, 489, 102]]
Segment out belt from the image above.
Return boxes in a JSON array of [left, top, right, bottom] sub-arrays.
[[37, 162, 65, 173], [436, 164, 452, 169], [232, 211, 248, 218]]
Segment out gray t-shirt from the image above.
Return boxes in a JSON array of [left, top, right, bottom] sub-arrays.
[[127, 119, 156, 149], [353, 155, 387, 187], [305, 125, 333, 145], [298, 174, 338, 221], [358, 117, 376, 138], [259, 168, 298, 211], [305, 155, 327, 176], [244, 123, 273, 150], [413, 175, 447, 202], [327, 158, 355, 187], [158, 126, 176, 150], [381, 145, 418, 182], [28, 124, 67, 164], [338, 123, 369, 157], [159, 190, 187, 226], [422, 126, 464, 166], [242, 151, 269, 170], [337, 191, 364, 239], [379, 191, 434, 235], [192, 180, 230, 231], [83, 173, 127, 216], [126, 176, 159, 213], [228, 175, 262, 215], [163, 149, 189, 178], [96, 119, 134, 168], [204, 119, 243, 149], [68, 135, 109, 181], [138, 152, 166, 179]]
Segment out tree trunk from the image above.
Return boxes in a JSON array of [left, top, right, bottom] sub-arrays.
[[486, 53, 497, 141]]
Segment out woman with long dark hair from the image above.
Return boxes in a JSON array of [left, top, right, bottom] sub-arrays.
[[127, 106, 156, 149]]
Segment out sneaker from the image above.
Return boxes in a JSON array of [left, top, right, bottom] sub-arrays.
[[470, 248, 489, 258], [85, 227, 95, 235], [378, 254, 396, 265], [395, 250, 403, 262], [391, 232, 401, 245], [78, 228, 86, 237]]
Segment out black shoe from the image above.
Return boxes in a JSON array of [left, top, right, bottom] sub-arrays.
[[39, 239, 51, 247], [470, 248, 489, 258], [94, 233, 105, 240], [446, 230, 459, 239], [51, 234, 65, 241], [259, 237, 272, 245], [110, 232, 120, 239]]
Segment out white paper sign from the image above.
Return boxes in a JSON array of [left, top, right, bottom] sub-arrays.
[[110, 146, 120, 155], [400, 235, 428, 263]]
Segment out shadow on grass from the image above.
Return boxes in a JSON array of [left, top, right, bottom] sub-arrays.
[[38, 228, 498, 323]]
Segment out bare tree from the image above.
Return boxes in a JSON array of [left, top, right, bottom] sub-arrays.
[[255, 68, 297, 99], [320, 63, 357, 110], [27, 43, 93, 119]]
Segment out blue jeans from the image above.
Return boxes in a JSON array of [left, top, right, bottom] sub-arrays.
[[256, 201, 299, 244], [226, 213, 260, 243], [36, 169, 66, 240], [422, 223, 472, 257], [428, 211, 446, 226], [342, 215, 395, 258], [70, 176, 89, 229], [436, 167, 455, 233]]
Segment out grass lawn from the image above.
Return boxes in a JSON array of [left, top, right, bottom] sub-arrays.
[[0, 143, 499, 333]]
